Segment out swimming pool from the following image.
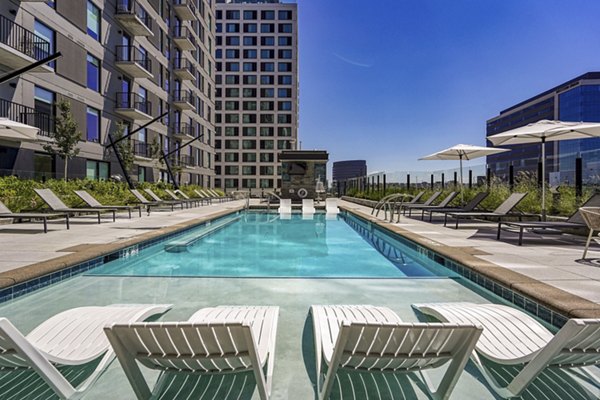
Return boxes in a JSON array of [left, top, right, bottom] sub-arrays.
[[86, 212, 458, 278]]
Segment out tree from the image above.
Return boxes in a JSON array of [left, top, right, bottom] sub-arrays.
[[111, 122, 135, 176], [42, 99, 82, 180]]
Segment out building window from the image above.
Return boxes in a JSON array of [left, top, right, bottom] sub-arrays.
[[87, 54, 100, 92], [279, 75, 292, 85], [87, 1, 101, 41], [34, 86, 55, 117], [261, 10, 275, 20], [226, 36, 240, 45], [260, 36, 274, 46], [279, 36, 293, 46], [243, 10, 257, 20], [279, 23, 293, 33], [34, 20, 55, 68], [278, 10, 292, 20], [243, 36, 257, 46], [260, 24, 274, 33], [86, 107, 100, 142], [86, 160, 109, 180], [138, 166, 146, 182]]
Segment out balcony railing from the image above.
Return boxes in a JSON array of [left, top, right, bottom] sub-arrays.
[[174, 58, 196, 78], [173, 26, 195, 43], [0, 15, 50, 61], [173, 0, 196, 20], [115, 0, 153, 31], [181, 155, 196, 167], [176, 122, 195, 137], [0, 98, 53, 137], [116, 45, 152, 73], [173, 90, 193, 104], [116, 92, 151, 115], [132, 139, 152, 158]]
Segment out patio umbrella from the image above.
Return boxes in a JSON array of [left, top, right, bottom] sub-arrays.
[[419, 144, 509, 203], [0, 118, 39, 142], [488, 120, 600, 219]]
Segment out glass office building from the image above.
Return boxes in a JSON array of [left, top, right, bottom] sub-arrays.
[[486, 72, 600, 184]]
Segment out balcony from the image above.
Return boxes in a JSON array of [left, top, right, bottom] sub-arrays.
[[115, 45, 153, 79], [172, 26, 195, 51], [173, 0, 196, 21], [132, 139, 152, 159], [115, 92, 152, 120], [180, 155, 196, 168], [173, 90, 195, 111], [0, 98, 53, 140], [173, 58, 196, 81], [115, 0, 153, 37], [173, 122, 195, 141], [0, 16, 52, 73]]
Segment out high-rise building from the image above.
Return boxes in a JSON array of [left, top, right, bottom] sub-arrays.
[[486, 72, 600, 184], [214, 0, 298, 194], [0, 0, 216, 187], [332, 160, 367, 184]]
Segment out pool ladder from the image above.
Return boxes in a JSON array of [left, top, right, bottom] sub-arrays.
[[263, 191, 281, 211], [372, 193, 413, 223]]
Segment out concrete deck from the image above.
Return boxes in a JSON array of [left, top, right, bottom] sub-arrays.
[[339, 199, 600, 315], [0, 199, 599, 399]]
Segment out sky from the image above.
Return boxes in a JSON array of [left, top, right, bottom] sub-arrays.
[[296, 0, 600, 174]]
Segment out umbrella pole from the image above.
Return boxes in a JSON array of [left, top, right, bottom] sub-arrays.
[[541, 137, 546, 221], [459, 154, 464, 205]]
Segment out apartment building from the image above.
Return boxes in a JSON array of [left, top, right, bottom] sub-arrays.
[[0, 0, 216, 187], [214, 0, 298, 194]]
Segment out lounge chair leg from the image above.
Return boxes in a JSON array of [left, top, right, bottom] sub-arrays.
[[43, 217, 47, 233], [583, 229, 595, 259], [497, 222, 502, 240], [113, 211, 116, 222], [138, 207, 142, 217], [444, 214, 448, 226], [421, 210, 425, 220], [66, 215, 70, 230], [97, 212, 101, 224], [455, 218, 459, 229], [517, 227, 523, 246], [128, 209, 131, 219]]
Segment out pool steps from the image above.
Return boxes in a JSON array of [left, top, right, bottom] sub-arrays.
[[164, 216, 241, 253]]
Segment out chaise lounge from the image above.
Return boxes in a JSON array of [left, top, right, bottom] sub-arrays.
[[0, 199, 69, 233], [34, 189, 116, 224]]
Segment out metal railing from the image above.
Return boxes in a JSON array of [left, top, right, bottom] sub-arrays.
[[0, 98, 53, 137], [174, 122, 195, 137], [181, 155, 195, 167], [115, 0, 152, 31], [115, 45, 152, 73], [173, 0, 196, 14], [173, 25, 195, 44], [174, 58, 196, 76], [132, 139, 152, 158], [173, 90, 193, 104], [116, 92, 151, 115], [0, 15, 51, 61]]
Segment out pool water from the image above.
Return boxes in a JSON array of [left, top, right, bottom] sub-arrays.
[[87, 212, 458, 278]]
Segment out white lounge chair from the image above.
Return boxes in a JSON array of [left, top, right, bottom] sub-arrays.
[[105, 306, 279, 400], [278, 198, 292, 215], [412, 302, 600, 398], [325, 198, 339, 215], [0, 303, 171, 400], [302, 199, 315, 214], [311, 305, 481, 400]]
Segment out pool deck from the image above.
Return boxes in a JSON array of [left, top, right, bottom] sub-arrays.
[[1, 197, 600, 318], [338, 199, 600, 318]]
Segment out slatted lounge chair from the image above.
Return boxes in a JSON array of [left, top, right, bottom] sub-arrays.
[[404, 191, 458, 218], [198, 188, 225, 203], [143, 188, 185, 210], [497, 193, 600, 246], [193, 189, 214, 204], [164, 189, 199, 208], [129, 189, 175, 214], [400, 191, 442, 215], [174, 189, 209, 206], [105, 306, 279, 400], [0, 303, 171, 400], [0, 200, 69, 233], [311, 305, 482, 400], [326, 198, 340, 214], [34, 189, 116, 224], [302, 199, 315, 214], [581, 207, 600, 258], [422, 192, 489, 222], [207, 188, 232, 201], [74, 190, 142, 219], [412, 302, 600, 398], [278, 198, 291, 214], [445, 192, 529, 229]]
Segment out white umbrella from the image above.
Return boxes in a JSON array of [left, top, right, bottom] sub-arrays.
[[488, 120, 600, 218], [0, 118, 39, 142], [420, 144, 509, 203]]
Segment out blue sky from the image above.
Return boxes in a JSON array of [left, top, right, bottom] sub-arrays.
[[297, 0, 600, 173]]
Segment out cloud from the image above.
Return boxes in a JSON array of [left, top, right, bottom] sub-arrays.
[[332, 52, 373, 68]]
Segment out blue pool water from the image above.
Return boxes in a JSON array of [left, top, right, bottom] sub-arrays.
[[86, 212, 458, 278]]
